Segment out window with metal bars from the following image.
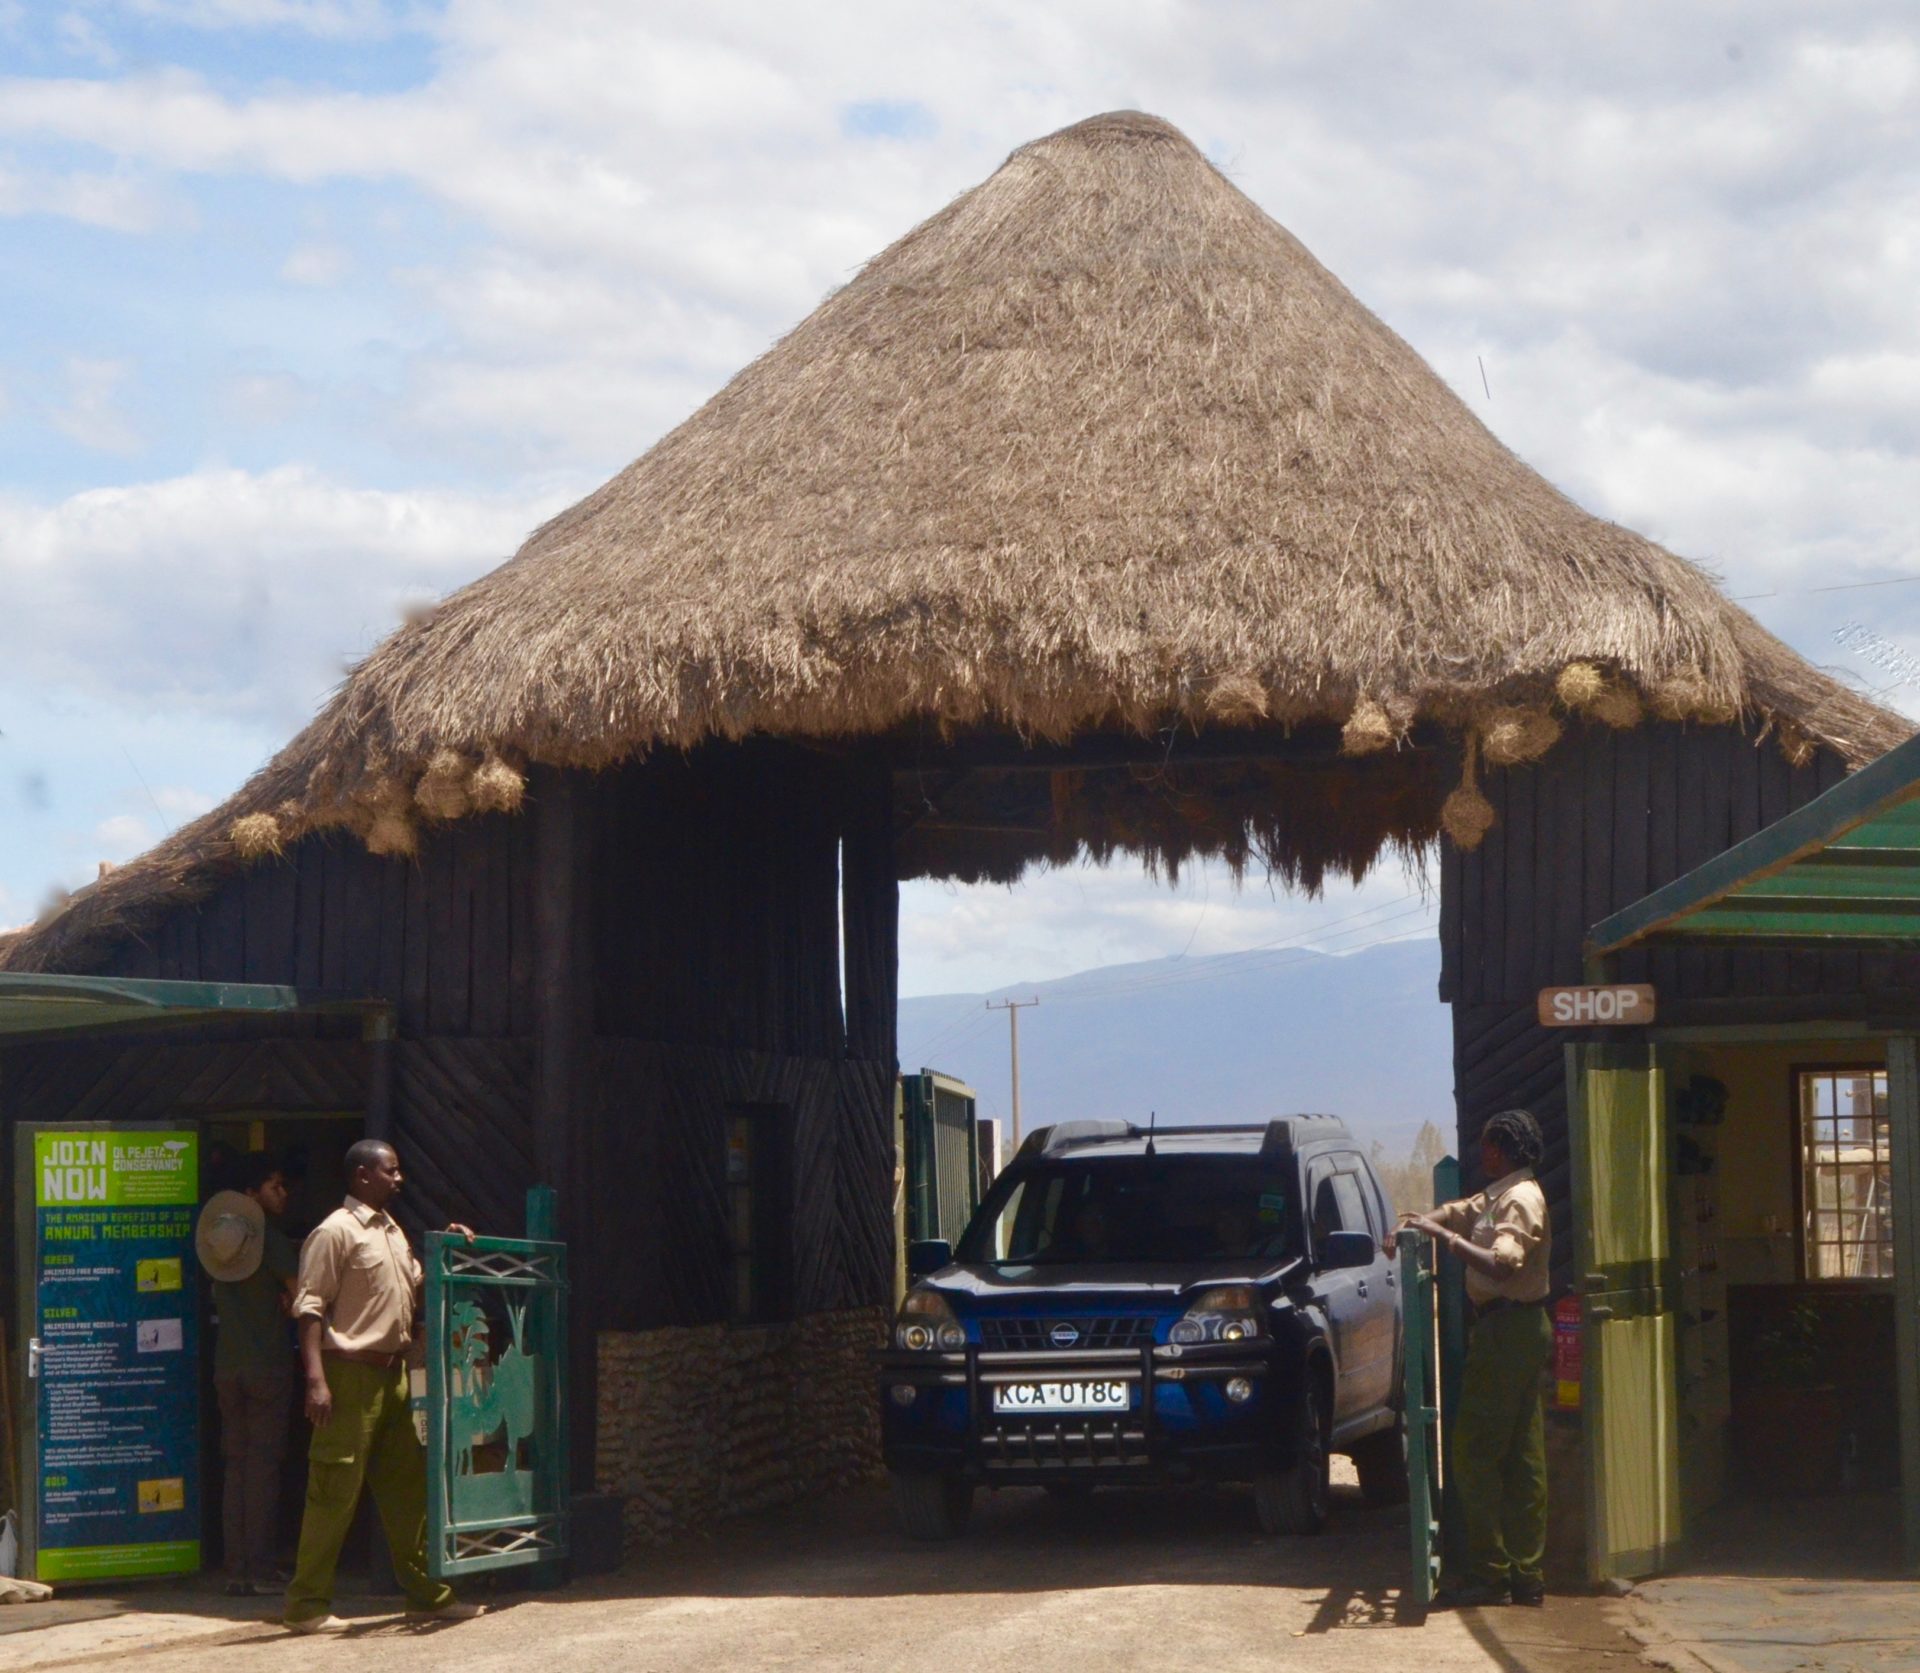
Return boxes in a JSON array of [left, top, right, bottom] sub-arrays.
[[1797, 1068, 1895, 1281]]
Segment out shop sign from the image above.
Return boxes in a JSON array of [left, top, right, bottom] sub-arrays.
[[27, 1129, 200, 1582], [1537, 983, 1656, 1027]]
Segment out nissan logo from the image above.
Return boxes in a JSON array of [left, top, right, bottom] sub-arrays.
[[1049, 1322, 1080, 1348]]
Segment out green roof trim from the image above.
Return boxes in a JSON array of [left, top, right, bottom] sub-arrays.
[[0, 973, 371, 1041], [1592, 730, 1920, 956]]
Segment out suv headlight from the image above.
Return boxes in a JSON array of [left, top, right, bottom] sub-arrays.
[[894, 1287, 967, 1352], [1169, 1285, 1263, 1345]]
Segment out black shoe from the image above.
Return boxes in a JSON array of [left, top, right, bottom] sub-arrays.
[[1510, 1577, 1545, 1607], [1430, 1583, 1510, 1610]]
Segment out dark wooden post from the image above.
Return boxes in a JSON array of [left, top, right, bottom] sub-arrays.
[[362, 1005, 395, 1142], [532, 767, 598, 1492]]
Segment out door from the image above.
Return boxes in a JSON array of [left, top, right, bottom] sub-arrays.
[[1569, 1041, 1681, 1583], [1336, 1153, 1398, 1413], [1306, 1160, 1367, 1421]]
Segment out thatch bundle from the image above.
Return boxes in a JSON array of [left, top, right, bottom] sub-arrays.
[[1, 110, 1907, 973]]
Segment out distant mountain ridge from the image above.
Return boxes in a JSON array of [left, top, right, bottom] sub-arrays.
[[897, 936, 1453, 1162]]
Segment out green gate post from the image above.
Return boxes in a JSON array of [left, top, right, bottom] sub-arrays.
[[526, 1184, 557, 1243], [1432, 1155, 1467, 1580], [1400, 1229, 1442, 1607]]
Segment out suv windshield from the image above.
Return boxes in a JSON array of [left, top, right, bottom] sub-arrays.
[[957, 1154, 1298, 1266]]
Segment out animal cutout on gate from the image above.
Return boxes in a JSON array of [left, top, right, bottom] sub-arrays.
[[449, 1298, 538, 1476]]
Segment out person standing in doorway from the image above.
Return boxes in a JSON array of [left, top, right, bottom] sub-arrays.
[[282, 1140, 482, 1634], [197, 1155, 299, 1597], [1399, 1107, 1553, 1609]]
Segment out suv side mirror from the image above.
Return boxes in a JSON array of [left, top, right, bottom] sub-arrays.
[[907, 1239, 952, 1279], [1320, 1230, 1376, 1270]]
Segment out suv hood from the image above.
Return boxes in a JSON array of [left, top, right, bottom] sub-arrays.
[[928, 1259, 1281, 1305]]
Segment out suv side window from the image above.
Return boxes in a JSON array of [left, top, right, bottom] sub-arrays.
[[1309, 1160, 1368, 1257], [1328, 1171, 1370, 1246], [1339, 1152, 1388, 1243]]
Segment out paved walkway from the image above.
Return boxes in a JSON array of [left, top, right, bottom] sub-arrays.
[[1628, 1577, 1920, 1673], [0, 1471, 1645, 1671], [1623, 1494, 1917, 1673]]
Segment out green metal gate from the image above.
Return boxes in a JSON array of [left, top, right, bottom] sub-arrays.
[[423, 1209, 569, 1578], [901, 1069, 981, 1245], [1401, 1227, 1443, 1605]]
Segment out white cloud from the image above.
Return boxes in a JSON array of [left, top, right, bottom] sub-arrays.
[[91, 811, 153, 858], [51, 357, 143, 455], [279, 240, 350, 285], [0, 157, 178, 232], [0, 465, 569, 727], [900, 856, 1436, 998]]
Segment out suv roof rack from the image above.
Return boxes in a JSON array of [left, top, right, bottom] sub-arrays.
[[1017, 1116, 1354, 1161], [1259, 1115, 1351, 1157], [1018, 1120, 1140, 1157]]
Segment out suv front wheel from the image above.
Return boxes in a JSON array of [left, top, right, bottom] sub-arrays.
[[1253, 1375, 1329, 1535], [890, 1470, 974, 1540]]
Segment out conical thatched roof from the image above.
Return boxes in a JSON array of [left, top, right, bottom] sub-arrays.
[[3, 110, 1906, 971]]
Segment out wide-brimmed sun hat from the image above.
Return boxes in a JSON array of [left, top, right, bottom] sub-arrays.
[[196, 1190, 265, 1282]]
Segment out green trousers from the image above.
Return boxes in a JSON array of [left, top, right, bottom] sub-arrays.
[[284, 1358, 454, 1623], [1450, 1303, 1552, 1589]]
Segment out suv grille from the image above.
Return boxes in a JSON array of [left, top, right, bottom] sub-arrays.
[[978, 1316, 1157, 1353]]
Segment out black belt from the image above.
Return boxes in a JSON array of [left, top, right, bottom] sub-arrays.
[[1474, 1295, 1548, 1321]]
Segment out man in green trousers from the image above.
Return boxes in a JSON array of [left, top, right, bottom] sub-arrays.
[[1401, 1107, 1553, 1610], [282, 1140, 482, 1634]]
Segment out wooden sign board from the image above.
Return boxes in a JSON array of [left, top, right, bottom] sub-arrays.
[[1538, 984, 1656, 1027]]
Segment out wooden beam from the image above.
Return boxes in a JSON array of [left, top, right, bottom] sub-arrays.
[[870, 721, 1447, 774], [531, 766, 598, 1491]]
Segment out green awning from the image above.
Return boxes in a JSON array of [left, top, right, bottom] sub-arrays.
[[1592, 730, 1920, 955], [0, 973, 363, 1041]]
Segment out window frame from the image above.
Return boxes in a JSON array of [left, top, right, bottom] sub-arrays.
[[1790, 1060, 1895, 1287]]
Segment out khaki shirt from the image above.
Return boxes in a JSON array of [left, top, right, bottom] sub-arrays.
[[1431, 1168, 1551, 1307], [291, 1197, 422, 1356]]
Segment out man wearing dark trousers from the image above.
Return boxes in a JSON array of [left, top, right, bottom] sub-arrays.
[[282, 1140, 481, 1634], [1401, 1108, 1553, 1610], [198, 1154, 299, 1596]]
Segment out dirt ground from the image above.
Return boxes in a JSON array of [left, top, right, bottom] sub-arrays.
[[0, 1470, 1648, 1672]]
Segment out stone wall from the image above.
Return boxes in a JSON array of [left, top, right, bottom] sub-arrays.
[[596, 1305, 887, 1548]]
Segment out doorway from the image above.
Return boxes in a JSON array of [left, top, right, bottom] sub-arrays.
[[197, 1111, 364, 1583], [1670, 1037, 1902, 1572]]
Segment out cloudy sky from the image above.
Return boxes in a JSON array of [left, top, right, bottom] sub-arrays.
[[2, 2, 1915, 993]]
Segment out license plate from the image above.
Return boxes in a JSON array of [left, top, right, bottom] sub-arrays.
[[991, 1380, 1130, 1413]]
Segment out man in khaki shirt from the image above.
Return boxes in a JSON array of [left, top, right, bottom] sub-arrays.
[[1401, 1108, 1553, 1610], [282, 1140, 480, 1633]]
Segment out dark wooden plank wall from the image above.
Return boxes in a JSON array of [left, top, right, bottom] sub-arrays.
[[592, 1042, 895, 1328], [0, 1036, 369, 1125], [591, 741, 849, 1056], [1442, 720, 1912, 1293], [24, 742, 900, 1351], [90, 816, 536, 1040]]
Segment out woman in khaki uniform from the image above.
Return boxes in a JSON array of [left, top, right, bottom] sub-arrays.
[[1400, 1108, 1552, 1609]]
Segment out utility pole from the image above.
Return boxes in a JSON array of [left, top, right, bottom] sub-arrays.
[[986, 996, 1040, 1150]]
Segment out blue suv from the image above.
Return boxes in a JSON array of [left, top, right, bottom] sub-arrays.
[[878, 1117, 1406, 1539]]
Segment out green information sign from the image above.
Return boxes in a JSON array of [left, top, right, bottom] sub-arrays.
[[19, 1126, 201, 1583]]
